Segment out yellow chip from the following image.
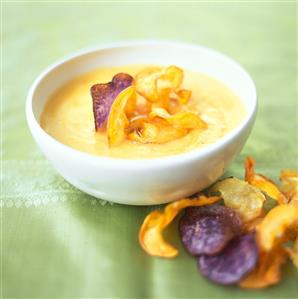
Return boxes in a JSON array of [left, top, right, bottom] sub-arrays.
[[256, 204, 298, 252], [125, 91, 137, 118], [149, 107, 207, 130], [167, 98, 182, 115], [135, 67, 161, 102], [135, 65, 188, 105], [107, 86, 136, 146], [128, 118, 187, 144], [211, 177, 266, 222], [128, 121, 159, 144], [158, 65, 183, 90], [177, 89, 192, 104]]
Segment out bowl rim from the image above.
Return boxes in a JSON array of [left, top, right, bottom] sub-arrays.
[[26, 39, 257, 169]]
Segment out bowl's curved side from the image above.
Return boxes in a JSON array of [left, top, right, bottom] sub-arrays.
[[26, 40, 257, 205], [27, 106, 255, 205]]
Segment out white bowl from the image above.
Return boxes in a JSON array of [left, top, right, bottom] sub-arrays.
[[26, 40, 257, 205]]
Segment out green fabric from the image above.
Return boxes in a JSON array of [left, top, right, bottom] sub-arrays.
[[2, 2, 298, 298]]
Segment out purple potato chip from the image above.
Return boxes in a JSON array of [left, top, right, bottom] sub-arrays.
[[179, 204, 243, 256], [91, 73, 133, 130], [198, 233, 258, 285]]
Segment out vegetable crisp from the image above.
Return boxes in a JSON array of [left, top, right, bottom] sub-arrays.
[[139, 157, 298, 289], [91, 65, 207, 147]]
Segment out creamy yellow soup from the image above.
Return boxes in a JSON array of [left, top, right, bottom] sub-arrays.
[[40, 65, 246, 159]]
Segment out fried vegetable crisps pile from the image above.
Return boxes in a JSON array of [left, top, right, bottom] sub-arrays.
[[139, 157, 298, 289], [91, 66, 207, 146]]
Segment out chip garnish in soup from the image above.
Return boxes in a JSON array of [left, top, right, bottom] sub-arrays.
[[40, 65, 246, 158]]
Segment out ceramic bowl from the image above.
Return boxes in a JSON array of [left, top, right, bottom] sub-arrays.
[[26, 40, 257, 205]]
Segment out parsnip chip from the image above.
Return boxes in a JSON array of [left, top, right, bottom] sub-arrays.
[[128, 121, 159, 144], [167, 98, 182, 115], [134, 67, 161, 102], [256, 204, 298, 252], [107, 86, 136, 146], [125, 92, 137, 118], [150, 125, 187, 144], [139, 196, 221, 258], [135, 65, 191, 107], [211, 177, 266, 222], [128, 118, 187, 144], [167, 112, 207, 130], [91, 73, 133, 129], [149, 107, 171, 119], [239, 248, 287, 289], [245, 157, 287, 204], [158, 65, 183, 90], [135, 95, 152, 115], [280, 170, 298, 206], [150, 107, 207, 130], [177, 89, 192, 104]]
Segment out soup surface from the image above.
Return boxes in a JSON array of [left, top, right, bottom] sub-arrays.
[[40, 65, 246, 158]]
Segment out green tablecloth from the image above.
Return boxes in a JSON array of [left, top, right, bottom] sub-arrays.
[[2, 2, 298, 298]]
